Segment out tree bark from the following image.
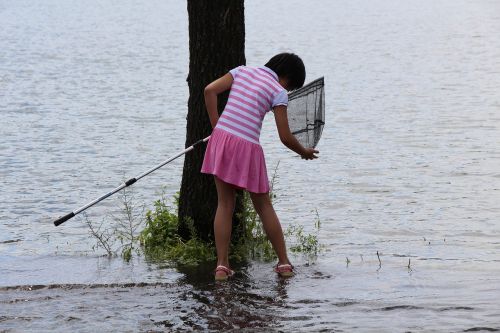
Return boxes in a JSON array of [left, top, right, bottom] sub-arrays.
[[179, 0, 245, 241]]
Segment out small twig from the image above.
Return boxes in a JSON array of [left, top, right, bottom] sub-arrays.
[[269, 161, 280, 199], [314, 208, 321, 229], [85, 214, 114, 256], [376, 251, 382, 269]]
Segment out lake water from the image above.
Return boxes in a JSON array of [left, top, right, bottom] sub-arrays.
[[1, 0, 500, 331]]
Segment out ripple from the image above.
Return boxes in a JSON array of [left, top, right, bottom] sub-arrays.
[[464, 328, 500, 332], [0, 282, 175, 292]]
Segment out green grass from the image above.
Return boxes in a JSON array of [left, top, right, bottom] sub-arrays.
[[139, 191, 323, 265], [86, 167, 323, 265]]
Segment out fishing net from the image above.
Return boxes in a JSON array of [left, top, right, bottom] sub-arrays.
[[287, 77, 325, 148]]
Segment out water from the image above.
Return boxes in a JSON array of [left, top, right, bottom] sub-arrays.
[[1, 0, 500, 331]]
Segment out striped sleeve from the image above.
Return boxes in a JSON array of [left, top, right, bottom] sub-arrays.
[[229, 66, 243, 79], [272, 89, 288, 107]]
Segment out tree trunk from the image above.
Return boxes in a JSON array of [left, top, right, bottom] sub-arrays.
[[179, 0, 245, 241]]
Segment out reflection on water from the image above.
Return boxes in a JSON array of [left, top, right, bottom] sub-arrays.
[[1, 0, 500, 331], [0, 262, 291, 331], [1, 259, 499, 332]]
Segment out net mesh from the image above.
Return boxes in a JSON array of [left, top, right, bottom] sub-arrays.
[[287, 77, 325, 148]]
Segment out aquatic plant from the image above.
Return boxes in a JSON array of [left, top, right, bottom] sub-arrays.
[[139, 194, 216, 265], [86, 165, 323, 265], [114, 189, 144, 261], [85, 213, 115, 257], [377, 251, 382, 271], [139, 190, 274, 264], [140, 163, 323, 265], [85, 189, 144, 261], [284, 209, 323, 262]]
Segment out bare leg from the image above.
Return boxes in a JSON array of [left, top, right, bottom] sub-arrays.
[[250, 192, 290, 265], [213, 177, 236, 269]]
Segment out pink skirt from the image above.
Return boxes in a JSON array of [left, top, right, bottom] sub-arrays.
[[201, 128, 269, 193]]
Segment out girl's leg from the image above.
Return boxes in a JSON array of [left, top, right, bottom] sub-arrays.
[[214, 176, 236, 268], [249, 192, 290, 265]]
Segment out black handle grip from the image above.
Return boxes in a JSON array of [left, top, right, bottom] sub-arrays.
[[125, 178, 137, 186], [54, 212, 75, 226]]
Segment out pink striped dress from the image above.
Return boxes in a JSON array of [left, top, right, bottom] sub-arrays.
[[201, 66, 288, 193]]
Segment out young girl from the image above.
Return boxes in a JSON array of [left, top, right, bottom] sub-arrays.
[[201, 53, 319, 281]]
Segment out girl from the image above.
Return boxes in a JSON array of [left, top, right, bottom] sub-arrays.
[[201, 53, 319, 281]]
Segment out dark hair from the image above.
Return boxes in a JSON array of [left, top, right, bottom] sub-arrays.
[[264, 53, 306, 90]]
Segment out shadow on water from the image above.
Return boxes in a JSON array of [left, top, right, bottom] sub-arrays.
[[0, 261, 292, 332], [170, 262, 291, 331], [2, 258, 500, 332]]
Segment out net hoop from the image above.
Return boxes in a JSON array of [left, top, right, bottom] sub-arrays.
[[287, 77, 325, 148]]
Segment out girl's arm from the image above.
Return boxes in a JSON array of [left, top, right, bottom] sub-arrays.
[[273, 105, 319, 160], [204, 73, 234, 128]]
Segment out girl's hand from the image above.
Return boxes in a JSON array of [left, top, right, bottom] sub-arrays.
[[301, 148, 319, 160], [273, 106, 320, 160]]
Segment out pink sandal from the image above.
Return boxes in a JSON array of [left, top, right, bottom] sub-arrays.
[[275, 263, 295, 277], [214, 265, 235, 281]]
